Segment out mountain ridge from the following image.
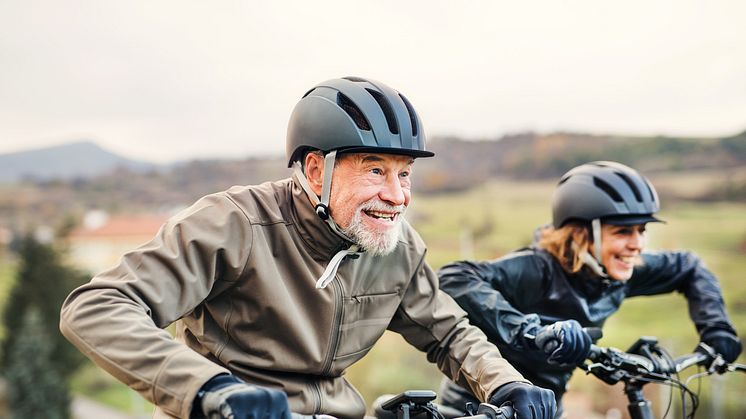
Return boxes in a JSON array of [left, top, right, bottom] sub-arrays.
[[2, 129, 744, 186], [0, 141, 160, 183]]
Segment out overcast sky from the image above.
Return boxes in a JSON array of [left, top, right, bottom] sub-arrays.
[[2, 1, 745, 163]]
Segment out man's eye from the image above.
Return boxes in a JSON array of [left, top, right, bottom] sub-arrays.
[[371, 168, 383, 175], [400, 171, 410, 178]]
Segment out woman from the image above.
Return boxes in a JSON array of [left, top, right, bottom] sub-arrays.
[[438, 161, 741, 417]]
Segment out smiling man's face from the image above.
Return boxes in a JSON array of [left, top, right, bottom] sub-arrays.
[[322, 152, 414, 255]]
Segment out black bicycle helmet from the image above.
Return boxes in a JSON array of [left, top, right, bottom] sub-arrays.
[[286, 76, 433, 167], [552, 161, 662, 229]]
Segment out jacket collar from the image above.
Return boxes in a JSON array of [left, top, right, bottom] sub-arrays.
[[289, 177, 351, 261]]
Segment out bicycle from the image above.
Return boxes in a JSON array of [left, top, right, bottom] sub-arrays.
[[375, 390, 515, 419], [580, 333, 746, 419]]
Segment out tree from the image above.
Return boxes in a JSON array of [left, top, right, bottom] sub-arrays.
[[0, 233, 88, 380], [5, 308, 70, 418]]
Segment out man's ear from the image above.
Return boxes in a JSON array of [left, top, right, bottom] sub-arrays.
[[303, 152, 324, 196]]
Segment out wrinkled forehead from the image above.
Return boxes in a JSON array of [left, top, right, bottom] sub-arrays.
[[339, 152, 415, 166]]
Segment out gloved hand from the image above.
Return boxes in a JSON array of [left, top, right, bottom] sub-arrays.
[[700, 330, 742, 363], [532, 320, 592, 365], [193, 374, 292, 419], [488, 382, 556, 419]]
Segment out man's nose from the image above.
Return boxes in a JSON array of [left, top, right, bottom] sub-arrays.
[[379, 175, 406, 206]]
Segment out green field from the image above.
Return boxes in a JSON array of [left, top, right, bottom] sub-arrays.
[[2, 175, 745, 417], [0, 257, 16, 343], [347, 178, 746, 416]]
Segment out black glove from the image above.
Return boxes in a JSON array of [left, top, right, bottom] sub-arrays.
[[193, 374, 292, 419], [532, 320, 592, 365], [700, 330, 742, 363], [489, 382, 556, 419]]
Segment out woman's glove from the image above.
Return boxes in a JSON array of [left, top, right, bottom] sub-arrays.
[[193, 374, 292, 419], [488, 382, 556, 419], [531, 320, 592, 365], [700, 329, 742, 363]]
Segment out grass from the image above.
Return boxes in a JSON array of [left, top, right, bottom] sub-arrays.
[[70, 362, 154, 415], [347, 177, 746, 415], [2, 173, 745, 416], [0, 255, 17, 343]]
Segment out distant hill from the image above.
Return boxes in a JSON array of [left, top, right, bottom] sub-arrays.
[[4, 130, 744, 187], [0, 141, 159, 183], [2, 130, 746, 233], [415, 130, 746, 192]]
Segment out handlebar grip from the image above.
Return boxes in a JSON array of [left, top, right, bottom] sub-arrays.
[[477, 402, 515, 419], [496, 404, 515, 419], [587, 344, 602, 361], [453, 403, 515, 419], [585, 327, 603, 341], [291, 413, 337, 419]]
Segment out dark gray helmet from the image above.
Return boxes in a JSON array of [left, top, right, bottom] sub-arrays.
[[552, 161, 662, 228], [286, 76, 434, 167]]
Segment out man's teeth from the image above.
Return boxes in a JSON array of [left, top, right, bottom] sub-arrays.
[[618, 256, 634, 264], [366, 211, 395, 220]]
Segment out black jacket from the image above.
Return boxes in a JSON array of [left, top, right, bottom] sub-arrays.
[[438, 247, 738, 400]]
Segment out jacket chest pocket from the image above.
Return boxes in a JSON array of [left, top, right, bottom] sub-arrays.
[[334, 290, 402, 364]]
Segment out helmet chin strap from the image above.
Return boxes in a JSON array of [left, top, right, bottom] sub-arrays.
[[588, 218, 608, 278], [292, 150, 362, 289], [572, 218, 608, 278]]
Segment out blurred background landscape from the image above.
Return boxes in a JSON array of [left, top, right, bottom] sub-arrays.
[[2, 1, 746, 418], [1, 131, 745, 418]]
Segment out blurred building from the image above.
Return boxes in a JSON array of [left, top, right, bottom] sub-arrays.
[[67, 211, 168, 274]]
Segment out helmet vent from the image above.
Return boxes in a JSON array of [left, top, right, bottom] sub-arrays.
[[301, 87, 316, 99], [399, 94, 419, 137], [593, 177, 624, 202], [365, 88, 399, 135], [615, 172, 643, 202], [337, 93, 371, 131], [645, 181, 656, 202]]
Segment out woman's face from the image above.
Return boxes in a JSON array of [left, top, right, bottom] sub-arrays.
[[599, 223, 647, 281]]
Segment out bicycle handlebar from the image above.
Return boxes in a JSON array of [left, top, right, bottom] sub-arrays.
[[453, 403, 515, 419], [292, 414, 338, 419], [587, 344, 657, 372], [522, 327, 744, 384], [584, 337, 746, 384], [291, 404, 517, 419], [377, 390, 516, 419]]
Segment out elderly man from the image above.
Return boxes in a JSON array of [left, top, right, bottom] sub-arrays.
[[60, 77, 556, 419]]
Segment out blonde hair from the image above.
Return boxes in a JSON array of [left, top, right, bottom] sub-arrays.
[[537, 222, 592, 274]]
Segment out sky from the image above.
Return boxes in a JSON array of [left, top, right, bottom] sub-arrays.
[[1, 1, 745, 163]]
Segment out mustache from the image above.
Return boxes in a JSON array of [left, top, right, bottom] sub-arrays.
[[358, 200, 406, 214]]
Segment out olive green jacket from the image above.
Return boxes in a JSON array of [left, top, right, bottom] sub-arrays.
[[60, 178, 526, 418]]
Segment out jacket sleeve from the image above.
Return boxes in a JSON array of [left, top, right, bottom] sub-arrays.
[[627, 251, 739, 338], [59, 193, 251, 418], [387, 255, 530, 403], [437, 251, 548, 349]]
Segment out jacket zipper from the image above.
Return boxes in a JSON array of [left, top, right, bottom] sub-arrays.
[[313, 273, 343, 413], [312, 380, 323, 413], [321, 277, 343, 375]]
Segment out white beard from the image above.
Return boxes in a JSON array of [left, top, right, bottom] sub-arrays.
[[343, 200, 405, 256]]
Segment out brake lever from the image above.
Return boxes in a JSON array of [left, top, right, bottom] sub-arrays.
[[692, 342, 729, 374], [708, 355, 729, 374], [584, 361, 629, 385], [727, 363, 746, 373]]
